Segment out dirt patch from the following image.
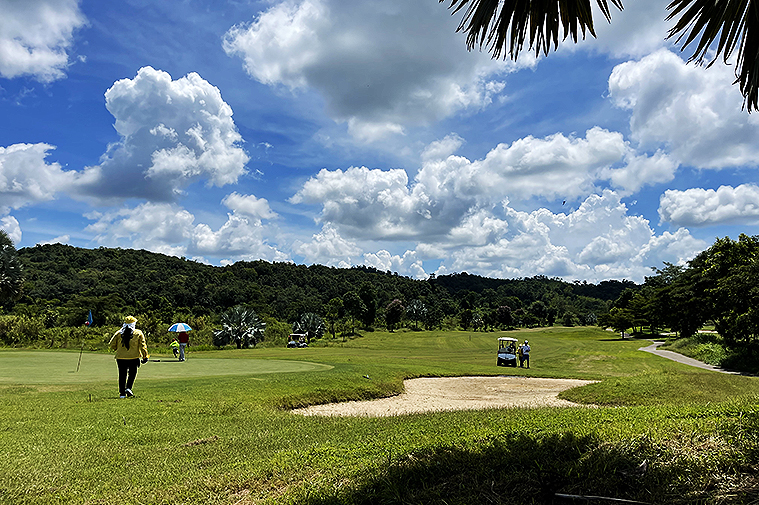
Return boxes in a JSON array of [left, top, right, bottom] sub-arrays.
[[292, 376, 595, 417]]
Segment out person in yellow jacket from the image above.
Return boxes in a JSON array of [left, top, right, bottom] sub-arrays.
[[109, 316, 149, 398], [170, 338, 180, 358]]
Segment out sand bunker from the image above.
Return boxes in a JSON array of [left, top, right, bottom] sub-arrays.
[[293, 376, 595, 417]]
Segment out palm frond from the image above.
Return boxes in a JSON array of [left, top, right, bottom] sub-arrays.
[[666, 0, 759, 111], [442, 0, 623, 60]]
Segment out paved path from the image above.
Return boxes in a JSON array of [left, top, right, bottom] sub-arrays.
[[638, 341, 739, 374]]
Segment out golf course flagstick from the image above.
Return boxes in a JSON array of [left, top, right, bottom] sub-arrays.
[[76, 342, 84, 372]]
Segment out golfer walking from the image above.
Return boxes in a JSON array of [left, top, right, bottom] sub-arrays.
[[109, 316, 149, 398]]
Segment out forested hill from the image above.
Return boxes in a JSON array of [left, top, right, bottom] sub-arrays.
[[15, 243, 631, 326]]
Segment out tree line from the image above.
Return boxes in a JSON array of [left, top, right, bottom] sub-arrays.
[[0, 239, 630, 348], [600, 234, 759, 355]]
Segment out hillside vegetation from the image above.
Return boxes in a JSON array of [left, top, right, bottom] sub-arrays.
[[1, 243, 629, 349]]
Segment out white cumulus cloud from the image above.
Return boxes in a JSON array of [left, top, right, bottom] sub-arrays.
[[223, 0, 518, 141], [293, 224, 362, 268], [86, 201, 286, 261], [430, 191, 705, 282], [292, 128, 666, 241], [0, 143, 88, 208], [575, 0, 674, 58], [659, 184, 759, 226], [82, 67, 249, 201], [0, 214, 21, 244], [0, 0, 86, 81], [609, 49, 759, 169], [222, 192, 277, 223]]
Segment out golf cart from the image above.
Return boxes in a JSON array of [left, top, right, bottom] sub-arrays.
[[497, 337, 518, 367], [287, 333, 308, 348]]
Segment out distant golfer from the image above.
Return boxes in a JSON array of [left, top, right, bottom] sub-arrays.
[[109, 316, 149, 398], [170, 338, 180, 358], [177, 331, 189, 361], [520, 340, 531, 369]]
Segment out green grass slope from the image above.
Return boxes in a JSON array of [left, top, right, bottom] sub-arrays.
[[1, 327, 759, 504]]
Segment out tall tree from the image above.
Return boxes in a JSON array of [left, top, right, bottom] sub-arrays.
[[406, 299, 427, 330], [0, 230, 24, 306], [358, 282, 377, 328], [385, 299, 405, 332], [529, 300, 548, 325], [324, 297, 344, 339], [442, 0, 759, 111], [342, 291, 365, 335], [496, 305, 513, 328], [697, 235, 759, 349], [423, 302, 445, 330]]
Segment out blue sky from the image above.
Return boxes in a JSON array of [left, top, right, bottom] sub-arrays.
[[2, 0, 759, 283]]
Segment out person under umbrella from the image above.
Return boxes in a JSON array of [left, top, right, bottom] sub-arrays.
[[169, 323, 192, 361]]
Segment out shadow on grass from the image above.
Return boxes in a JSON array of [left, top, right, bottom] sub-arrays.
[[299, 431, 757, 505]]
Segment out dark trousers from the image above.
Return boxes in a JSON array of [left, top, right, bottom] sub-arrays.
[[117, 359, 139, 395]]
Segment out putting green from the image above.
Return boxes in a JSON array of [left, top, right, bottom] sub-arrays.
[[0, 350, 332, 384]]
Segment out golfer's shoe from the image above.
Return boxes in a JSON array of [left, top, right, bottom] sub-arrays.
[[119, 395, 126, 399], [125, 389, 134, 398]]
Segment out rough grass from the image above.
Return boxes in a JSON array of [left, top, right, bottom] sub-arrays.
[[2, 327, 759, 504]]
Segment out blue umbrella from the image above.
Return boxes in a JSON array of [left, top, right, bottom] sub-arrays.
[[168, 323, 192, 332]]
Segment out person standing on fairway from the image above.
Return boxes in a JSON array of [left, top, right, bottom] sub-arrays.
[[520, 340, 531, 369], [109, 316, 149, 398], [177, 330, 189, 361]]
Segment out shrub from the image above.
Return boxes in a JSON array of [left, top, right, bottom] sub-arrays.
[[0, 315, 44, 346]]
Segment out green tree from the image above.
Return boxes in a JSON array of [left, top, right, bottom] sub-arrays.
[[324, 297, 344, 339], [599, 307, 634, 337], [496, 305, 513, 328], [342, 291, 365, 336], [214, 305, 266, 348], [529, 300, 548, 326], [696, 235, 759, 349], [385, 299, 405, 332], [423, 302, 444, 330], [0, 230, 24, 306], [459, 308, 474, 329], [561, 310, 576, 327], [406, 299, 426, 330], [358, 282, 377, 328], [442, 0, 759, 111], [471, 310, 484, 331]]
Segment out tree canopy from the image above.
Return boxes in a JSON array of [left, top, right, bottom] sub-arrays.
[[0, 231, 24, 306]]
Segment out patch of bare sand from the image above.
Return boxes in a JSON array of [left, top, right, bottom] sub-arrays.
[[293, 376, 595, 417]]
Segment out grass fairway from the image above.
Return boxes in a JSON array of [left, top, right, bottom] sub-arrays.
[[2, 327, 759, 504], [0, 350, 332, 385]]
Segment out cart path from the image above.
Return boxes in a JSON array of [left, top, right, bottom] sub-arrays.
[[639, 341, 739, 374]]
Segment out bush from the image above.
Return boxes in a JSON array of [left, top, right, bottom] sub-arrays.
[[0, 315, 44, 346], [264, 316, 290, 347]]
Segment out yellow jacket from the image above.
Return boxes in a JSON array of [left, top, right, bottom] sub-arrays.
[[109, 329, 149, 360]]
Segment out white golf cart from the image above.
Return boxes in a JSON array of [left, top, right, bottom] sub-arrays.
[[497, 337, 518, 367]]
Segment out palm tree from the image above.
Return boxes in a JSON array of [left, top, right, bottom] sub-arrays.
[[294, 312, 325, 344], [214, 305, 266, 348], [0, 230, 24, 305], [406, 299, 427, 330], [442, 0, 759, 111]]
